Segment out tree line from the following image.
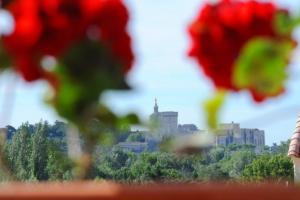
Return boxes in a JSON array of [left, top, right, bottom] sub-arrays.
[[0, 121, 293, 183]]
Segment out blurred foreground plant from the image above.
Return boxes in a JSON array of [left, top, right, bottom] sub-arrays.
[[0, 0, 138, 179], [188, 0, 298, 129]]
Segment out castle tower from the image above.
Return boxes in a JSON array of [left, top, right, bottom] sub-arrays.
[[149, 98, 178, 136], [154, 98, 158, 113]]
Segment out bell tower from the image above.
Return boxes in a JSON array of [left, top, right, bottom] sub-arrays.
[[154, 98, 159, 113]]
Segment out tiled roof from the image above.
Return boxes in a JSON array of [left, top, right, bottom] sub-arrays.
[[288, 115, 300, 158]]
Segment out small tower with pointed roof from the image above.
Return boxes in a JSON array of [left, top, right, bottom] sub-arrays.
[[154, 98, 159, 114], [149, 98, 178, 136]]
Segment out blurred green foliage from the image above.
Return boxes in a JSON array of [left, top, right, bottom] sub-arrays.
[[203, 90, 226, 130], [234, 38, 293, 97], [3, 121, 72, 181]]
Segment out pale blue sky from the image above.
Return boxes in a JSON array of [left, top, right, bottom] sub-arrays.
[[1, 0, 300, 145]]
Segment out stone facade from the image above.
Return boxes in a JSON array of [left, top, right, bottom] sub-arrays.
[[149, 99, 178, 136], [153, 111, 179, 135], [149, 99, 198, 136], [177, 124, 199, 134], [215, 122, 265, 153]]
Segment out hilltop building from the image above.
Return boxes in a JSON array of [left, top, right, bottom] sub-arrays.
[[150, 99, 179, 136], [116, 101, 265, 154], [215, 122, 265, 153], [178, 124, 199, 134], [149, 99, 199, 136]]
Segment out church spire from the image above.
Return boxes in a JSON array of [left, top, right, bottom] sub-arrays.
[[154, 98, 158, 113]]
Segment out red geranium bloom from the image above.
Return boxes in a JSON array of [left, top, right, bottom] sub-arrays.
[[3, 0, 134, 81], [188, 0, 291, 101]]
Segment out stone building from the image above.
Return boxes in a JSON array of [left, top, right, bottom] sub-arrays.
[[150, 99, 179, 136], [149, 99, 200, 136], [215, 122, 265, 153], [240, 128, 265, 150], [177, 124, 199, 134]]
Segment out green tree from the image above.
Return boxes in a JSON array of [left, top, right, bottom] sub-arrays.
[[221, 150, 256, 179], [46, 140, 73, 181], [29, 122, 50, 180], [242, 154, 293, 182], [269, 140, 290, 155], [195, 163, 228, 181], [206, 146, 225, 164], [6, 123, 34, 180], [4, 121, 72, 181], [126, 132, 145, 142], [95, 148, 136, 181]]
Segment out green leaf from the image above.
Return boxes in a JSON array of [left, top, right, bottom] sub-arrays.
[[203, 90, 226, 130], [275, 11, 300, 36], [233, 38, 293, 97]]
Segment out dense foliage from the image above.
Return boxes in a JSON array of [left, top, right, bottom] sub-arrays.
[[2, 121, 72, 181], [0, 121, 293, 183], [242, 154, 293, 182]]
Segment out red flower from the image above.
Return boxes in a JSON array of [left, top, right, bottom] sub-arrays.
[[3, 0, 134, 81], [188, 0, 292, 101]]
